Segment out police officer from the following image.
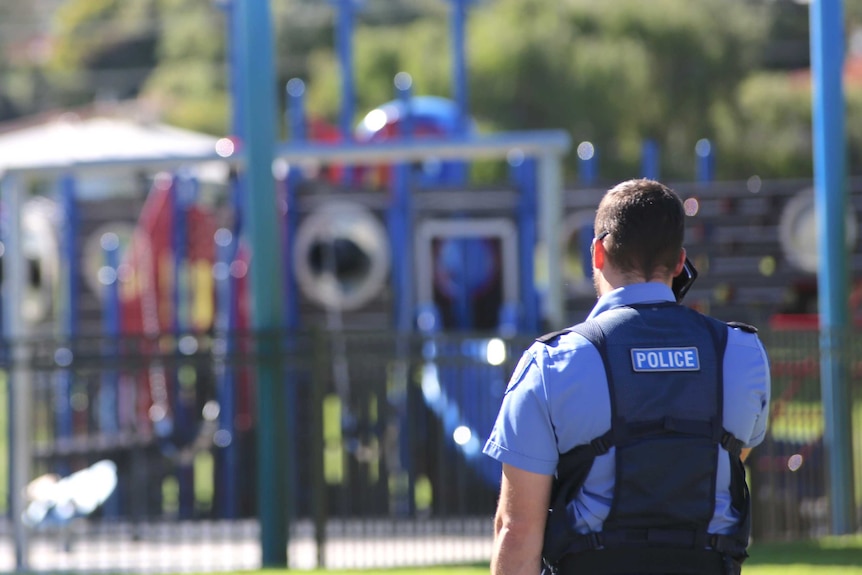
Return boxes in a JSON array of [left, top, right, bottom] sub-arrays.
[[483, 179, 770, 575]]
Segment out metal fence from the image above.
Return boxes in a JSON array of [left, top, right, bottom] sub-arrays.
[[752, 325, 862, 541], [0, 327, 858, 572]]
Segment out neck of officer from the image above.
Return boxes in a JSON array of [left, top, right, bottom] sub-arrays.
[[594, 264, 673, 298]]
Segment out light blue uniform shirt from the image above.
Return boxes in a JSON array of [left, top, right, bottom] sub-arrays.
[[483, 282, 771, 534]]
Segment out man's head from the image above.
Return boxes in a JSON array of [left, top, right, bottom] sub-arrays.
[[591, 178, 686, 295]]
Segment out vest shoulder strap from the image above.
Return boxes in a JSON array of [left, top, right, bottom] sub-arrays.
[[727, 321, 758, 333], [537, 314, 611, 347], [536, 328, 572, 344]]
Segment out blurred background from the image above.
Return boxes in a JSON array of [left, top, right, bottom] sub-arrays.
[[3, 0, 862, 180], [0, 0, 859, 572]]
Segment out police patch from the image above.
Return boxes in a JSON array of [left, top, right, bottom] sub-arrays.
[[630, 347, 700, 372]]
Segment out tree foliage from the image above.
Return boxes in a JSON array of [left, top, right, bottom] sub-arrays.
[[714, 71, 862, 180], [47, 0, 159, 104], [0, 2, 50, 119], [141, 0, 228, 135], [713, 72, 813, 178], [42, 0, 230, 134], [22, 0, 862, 181], [303, 0, 769, 179]]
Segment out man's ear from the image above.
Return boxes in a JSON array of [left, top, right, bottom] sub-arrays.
[[593, 237, 606, 270]]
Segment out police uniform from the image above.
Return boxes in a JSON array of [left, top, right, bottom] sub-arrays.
[[483, 282, 770, 574]]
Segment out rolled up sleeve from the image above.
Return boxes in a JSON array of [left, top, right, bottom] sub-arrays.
[[483, 351, 558, 476]]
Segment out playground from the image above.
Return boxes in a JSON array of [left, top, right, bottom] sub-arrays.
[[0, 0, 859, 572]]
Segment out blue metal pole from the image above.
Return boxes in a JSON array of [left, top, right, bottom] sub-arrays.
[[287, 79, 307, 144], [226, 173, 247, 510], [810, 0, 855, 535], [2, 173, 30, 570], [450, 0, 469, 134], [171, 176, 188, 336], [60, 175, 79, 340], [449, 0, 471, 185], [226, 0, 245, 139], [100, 235, 120, 434], [695, 138, 715, 183], [390, 73, 415, 517], [282, 77, 306, 535], [452, 240, 470, 330], [284, 78, 306, 332], [332, 0, 357, 184], [510, 157, 538, 332], [100, 234, 121, 518], [235, 0, 287, 565], [213, 227, 238, 518], [391, 74, 414, 333], [337, 0, 355, 140], [57, 175, 77, 470], [577, 141, 598, 185], [220, 0, 245, 520], [641, 139, 660, 180], [171, 174, 195, 520]]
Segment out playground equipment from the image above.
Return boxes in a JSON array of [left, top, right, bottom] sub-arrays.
[[0, 81, 844, 520], [0, 93, 569, 527], [354, 95, 471, 189], [1, 1, 854, 571], [0, 196, 61, 328]]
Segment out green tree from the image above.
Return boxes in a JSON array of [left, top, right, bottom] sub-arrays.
[[142, 0, 228, 135], [303, 0, 769, 181], [300, 0, 817, 183], [47, 0, 159, 105], [846, 0, 862, 28], [303, 14, 451, 121], [713, 72, 813, 178], [39, 0, 851, 183], [0, 2, 49, 119], [468, 0, 656, 177], [758, 0, 809, 70], [714, 71, 862, 180], [41, 0, 438, 134], [46, 0, 228, 134]]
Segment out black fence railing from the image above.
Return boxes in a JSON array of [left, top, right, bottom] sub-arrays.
[[0, 327, 858, 571]]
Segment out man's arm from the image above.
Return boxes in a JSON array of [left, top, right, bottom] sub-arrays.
[[491, 463, 553, 575], [740, 335, 771, 465]]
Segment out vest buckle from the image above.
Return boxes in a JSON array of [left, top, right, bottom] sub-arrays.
[[590, 436, 611, 455], [709, 534, 720, 550], [720, 431, 743, 457]]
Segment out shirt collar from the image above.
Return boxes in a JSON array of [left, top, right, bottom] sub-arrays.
[[586, 282, 676, 320]]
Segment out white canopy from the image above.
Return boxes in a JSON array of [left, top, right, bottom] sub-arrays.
[[0, 113, 226, 178]]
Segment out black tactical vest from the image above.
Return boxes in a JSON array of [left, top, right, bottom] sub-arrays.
[[540, 303, 751, 575]]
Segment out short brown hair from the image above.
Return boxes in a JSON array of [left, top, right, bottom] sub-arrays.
[[593, 179, 685, 281]]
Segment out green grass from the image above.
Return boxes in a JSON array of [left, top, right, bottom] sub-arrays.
[[742, 536, 862, 573]]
